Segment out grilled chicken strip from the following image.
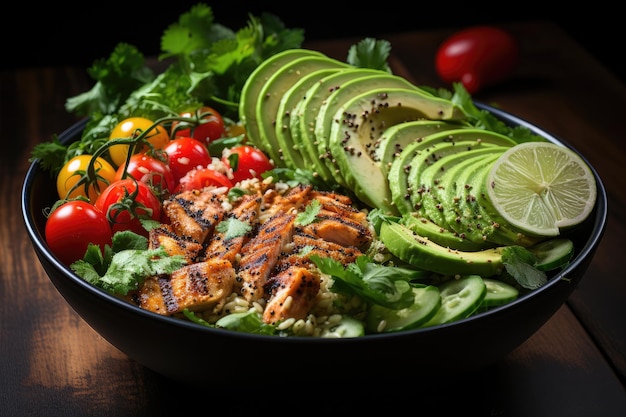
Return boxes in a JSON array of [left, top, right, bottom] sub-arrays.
[[203, 193, 262, 263], [273, 233, 363, 274], [297, 209, 372, 248], [137, 258, 235, 315], [237, 211, 297, 302], [137, 180, 375, 325], [262, 184, 312, 217], [262, 267, 320, 324], [149, 224, 204, 263], [163, 189, 227, 244]]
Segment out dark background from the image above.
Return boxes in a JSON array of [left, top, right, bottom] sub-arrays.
[[6, 2, 623, 82]]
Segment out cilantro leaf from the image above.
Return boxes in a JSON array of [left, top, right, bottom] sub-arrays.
[[296, 199, 321, 226], [501, 246, 547, 290], [215, 309, 277, 334], [70, 230, 186, 296], [215, 218, 252, 240], [347, 38, 392, 72], [311, 254, 417, 309], [28, 135, 68, 176], [65, 43, 154, 117], [72, 246, 186, 296], [422, 82, 546, 143]]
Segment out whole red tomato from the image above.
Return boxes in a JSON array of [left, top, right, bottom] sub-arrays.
[[114, 153, 176, 197], [45, 200, 112, 266], [94, 179, 162, 237], [172, 106, 225, 145], [163, 137, 213, 184], [222, 145, 274, 184], [435, 26, 519, 94]]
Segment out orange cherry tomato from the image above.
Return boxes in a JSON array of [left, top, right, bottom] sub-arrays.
[[56, 154, 117, 202], [109, 117, 170, 167]]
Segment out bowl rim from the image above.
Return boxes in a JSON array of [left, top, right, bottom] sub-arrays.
[[21, 102, 608, 342]]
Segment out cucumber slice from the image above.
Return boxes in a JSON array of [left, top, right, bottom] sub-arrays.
[[481, 278, 519, 307], [530, 238, 575, 271], [322, 316, 365, 338], [366, 285, 441, 333], [422, 275, 486, 326]]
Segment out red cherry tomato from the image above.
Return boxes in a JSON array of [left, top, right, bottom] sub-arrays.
[[435, 26, 519, 94], [114, 153, 175, 197], [172, 106, 225, 145], [94, 179, 162, 237], [175, 167, 233, 193], [45, 200, 112, 266], [222, 145, 274, 184], [163, 137, 213, 184]]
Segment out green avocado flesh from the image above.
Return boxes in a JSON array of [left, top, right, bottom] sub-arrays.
[[446, 152, 540, 247], [275, 68, 344, 169], [418, 146, 508, 237], [400, 214, 493, 251], [314, 74, 423, 187], [240, 49, 324, 154], [290, 68, 388, 181], [326, 87, 465, 212], [375, 120, 462, 178], [389, 129, 516, 216], [255, 55, 349, 164], [240, 49, 541, 258], [380, 221, 506, 277]]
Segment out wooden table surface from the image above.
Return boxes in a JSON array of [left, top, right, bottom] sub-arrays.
[[2, 20, 625, 416]]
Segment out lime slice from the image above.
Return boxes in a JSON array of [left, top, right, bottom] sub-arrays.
[[486, 142, 597, 237]]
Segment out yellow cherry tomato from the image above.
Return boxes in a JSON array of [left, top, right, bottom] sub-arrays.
[[108, 117, 170, 167], [225, 122, 247, 140], [56, 155, 117, 202]]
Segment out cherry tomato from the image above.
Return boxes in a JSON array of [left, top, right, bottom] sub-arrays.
[[163, 137, 213, 184], [175, 167, 233, 193], [45, 200, 112, 266], [94, 179, 162, 237], [114, 153, 175, 197], [56, 154, 117, 202], [223, 145, 274, 184], [109, 117, 170, 168], [435, 26, 519, 94], [224, 122, 247, 139], [171, 106, 225, 145]]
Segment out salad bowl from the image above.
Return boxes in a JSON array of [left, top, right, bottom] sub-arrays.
[[21, 103, 607, 385]]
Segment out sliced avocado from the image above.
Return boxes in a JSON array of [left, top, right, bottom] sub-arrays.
[[441, 152, 503, 243], [255, 55, 349, 164], [240, 49, 323, 152], [326, 87, 466, 213], [405, 129, 517, 217], [375, 120, 463, 178], [418, 146, 508, 236], [471, 159, 541, 247], [379, 221, 507, 277], [275, 67, 344, 169], [388, 130, 490, 215], [291, 68, 388, 183], [400, 213, 495, 251], [315, 75, 424, 189]]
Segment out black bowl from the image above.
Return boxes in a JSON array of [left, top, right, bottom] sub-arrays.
[[21, 103, 607, 385]]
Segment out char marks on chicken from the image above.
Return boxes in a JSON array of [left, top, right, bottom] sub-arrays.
[[137, 181, 373, 326]]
